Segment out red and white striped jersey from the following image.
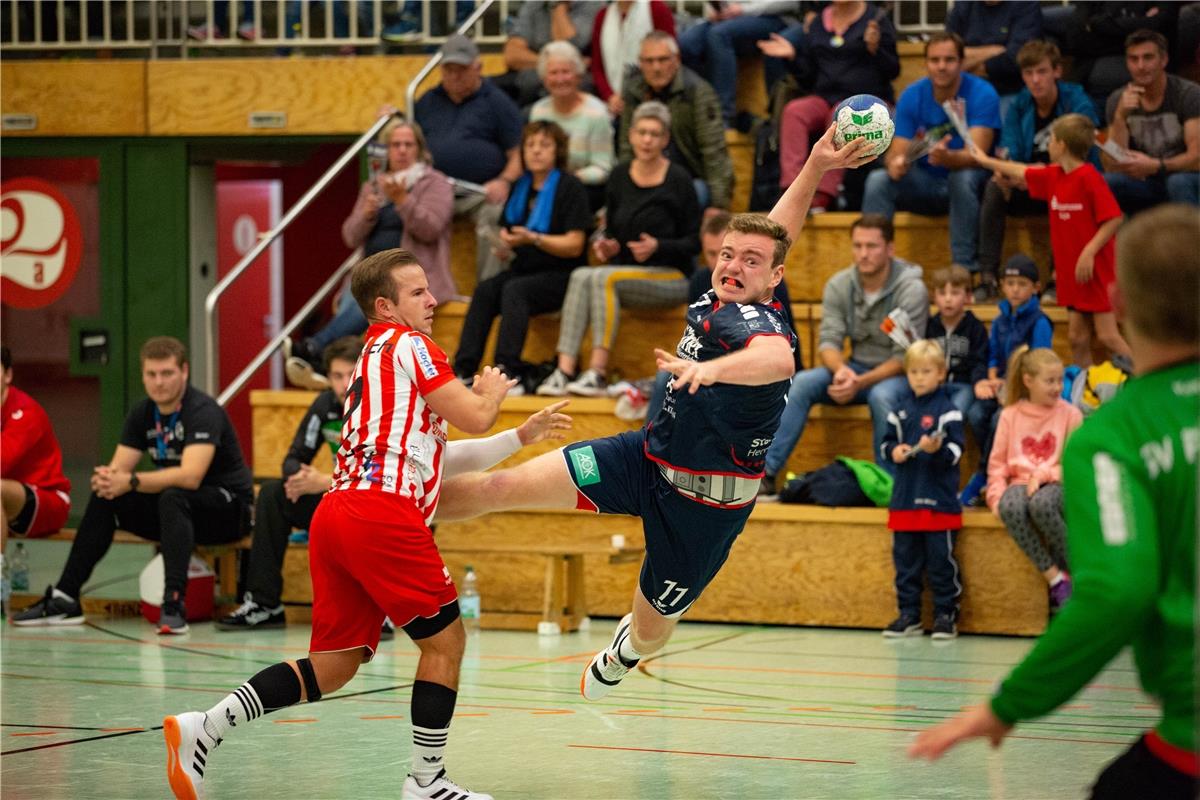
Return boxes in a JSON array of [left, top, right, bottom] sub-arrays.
[[330, 322, 457, 525]]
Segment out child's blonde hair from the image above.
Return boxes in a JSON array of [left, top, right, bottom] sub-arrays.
[[1004, 346, 1063, 407], [930, 264, 972, 292], [1050, 113, 1095, 161], [904, 339, 946, 372]]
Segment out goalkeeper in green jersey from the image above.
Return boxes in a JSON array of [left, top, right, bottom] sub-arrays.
[[909, 203, 1199, 800]]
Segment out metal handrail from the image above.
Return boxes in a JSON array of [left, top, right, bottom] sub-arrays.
[[216, 248, 361, 407], [203, 113, 392, 396], [404, 0, 495, 115]]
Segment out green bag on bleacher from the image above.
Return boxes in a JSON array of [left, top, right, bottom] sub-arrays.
[[835, 457, 894, 507]]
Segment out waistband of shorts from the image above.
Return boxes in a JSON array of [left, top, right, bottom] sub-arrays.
[[657, 465, 759, 509], [1145, 731, 1200, 777]]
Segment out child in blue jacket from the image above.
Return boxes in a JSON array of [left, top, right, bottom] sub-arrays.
[[881, 339, 966, 640]]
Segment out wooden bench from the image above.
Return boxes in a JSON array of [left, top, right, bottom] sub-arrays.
[[32, 529, 252, 607]]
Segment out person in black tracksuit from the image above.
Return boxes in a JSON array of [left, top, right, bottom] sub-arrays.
[[880, 340, 966, 640], [218, 337, 362, 631]]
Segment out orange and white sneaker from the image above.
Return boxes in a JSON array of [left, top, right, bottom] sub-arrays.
[[580, 613, 639, 701], [402, 769, 494, 800], [163, 711, 215, 800]]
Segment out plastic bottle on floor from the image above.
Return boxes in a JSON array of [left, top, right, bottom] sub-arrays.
[[460, 566, 480, 633], [10, 542, 29, 593]]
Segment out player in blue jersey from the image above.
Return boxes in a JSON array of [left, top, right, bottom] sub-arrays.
[[437, 125, 874, 700]]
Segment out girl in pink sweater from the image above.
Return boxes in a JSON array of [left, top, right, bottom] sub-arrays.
[[987, 347, 1083, 613]]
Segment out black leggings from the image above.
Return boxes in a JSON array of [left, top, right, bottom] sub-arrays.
[[57, 488, 248, 603]]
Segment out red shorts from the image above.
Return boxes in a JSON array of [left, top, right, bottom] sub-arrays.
[[308, 490, 457, 661], [11, 485, 70, 538]]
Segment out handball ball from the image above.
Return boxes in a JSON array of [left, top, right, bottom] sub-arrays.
[[832, 94, 895, 158]]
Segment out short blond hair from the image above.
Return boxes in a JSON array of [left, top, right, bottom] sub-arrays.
[[1050, 113, 1095, 161], [904, 339, 946, 372], [351, 248, 422, 318], [1116, 204, 1200, 344], [931, 264, 972, 292], [727, 213, 791, 268]]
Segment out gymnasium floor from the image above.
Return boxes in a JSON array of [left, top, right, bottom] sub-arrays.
[[2, 545, 1148, 800]]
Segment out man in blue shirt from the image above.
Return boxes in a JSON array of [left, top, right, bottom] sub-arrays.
[[414, 33, 524, 281], [975, 39, 1099, 301], [863, 31, 1000, 271], [435, 126, 876, 705]]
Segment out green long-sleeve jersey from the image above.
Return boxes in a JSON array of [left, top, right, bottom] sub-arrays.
[[991, 360, 1198, 751]]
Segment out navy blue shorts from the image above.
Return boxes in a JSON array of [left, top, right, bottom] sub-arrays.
[[562, 430, 754, 617]]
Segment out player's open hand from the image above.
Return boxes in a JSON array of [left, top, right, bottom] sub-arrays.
[[516, 400, 573, 445], [655, 348, 717, 394], [908, 704, 1011, 761], [812, 123, 875, 173]]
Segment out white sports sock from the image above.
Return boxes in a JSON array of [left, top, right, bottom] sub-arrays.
[[204, 683, 265, 741], [52, 587, 75, 603], [615, 630, 642, 666], [411, 724, 449, 784]]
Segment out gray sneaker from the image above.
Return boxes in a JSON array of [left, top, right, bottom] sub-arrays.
[[566, 369, 608, 397], [11, 586, 84, 626], [535, 368, 572, 396], [158, 601, 190, 635]]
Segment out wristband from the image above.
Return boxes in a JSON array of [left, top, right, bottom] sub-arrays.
[[129, 472, 140, 492], [1159, 157, 1167, 176]]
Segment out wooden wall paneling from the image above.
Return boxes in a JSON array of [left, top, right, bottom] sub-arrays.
[[0, 61, 147, 136]]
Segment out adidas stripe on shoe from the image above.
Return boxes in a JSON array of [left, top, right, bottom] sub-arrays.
[[580, 612, 639, 701], [163, 711, 217, 800]]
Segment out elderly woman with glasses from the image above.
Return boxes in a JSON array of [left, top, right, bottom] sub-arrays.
[[535, 101, 700, 397]]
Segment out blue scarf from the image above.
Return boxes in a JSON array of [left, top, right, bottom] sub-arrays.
[[503, 169, 561, 233]]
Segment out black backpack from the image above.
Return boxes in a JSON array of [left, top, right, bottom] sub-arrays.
[[749, 75, 806, 212], [779, 460, 873, 507]]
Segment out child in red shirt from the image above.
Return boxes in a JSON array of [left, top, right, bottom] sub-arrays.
[[970, 114, 1132, 367]]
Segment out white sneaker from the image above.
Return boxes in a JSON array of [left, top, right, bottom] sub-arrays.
[[402, 769, 493, 800], [535, 368, 572, 396], [566, 368, 608, 397], [163, 711, 217, 800], [580, 612, 638, 701]]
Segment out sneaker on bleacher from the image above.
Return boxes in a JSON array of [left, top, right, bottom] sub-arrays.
[[566, 369, 607, 397], [535, 368, 573, 397], [958, 473, 987, 508], [216, 592, 285, 631], [11, 586, 84, 626], [283, 338, 330, 391]]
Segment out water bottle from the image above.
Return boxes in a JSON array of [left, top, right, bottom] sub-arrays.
[[10, 542, 29, 593], [460, 566, 481, 633]]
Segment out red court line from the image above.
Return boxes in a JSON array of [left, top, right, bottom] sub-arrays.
[[569, 743, 855, 765], [360, 715, 406, 720], [790, 707, 833, 712], [610, 711, 1132, 746], [454, 713, 490, 717], [10, 732, 58, 737], [272, 718, 317, 724], [530, 710, 575, 715]]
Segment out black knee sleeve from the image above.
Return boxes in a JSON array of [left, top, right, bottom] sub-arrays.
[[296, 657, 322, 703]]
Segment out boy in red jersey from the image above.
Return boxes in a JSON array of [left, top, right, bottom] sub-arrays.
[[969, 113, 1132, 367], [1, 345, 71, 548], [163, 250, 513, 800]]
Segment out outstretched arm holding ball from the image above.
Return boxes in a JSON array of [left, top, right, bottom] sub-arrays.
[[769, 124, 875, 242]]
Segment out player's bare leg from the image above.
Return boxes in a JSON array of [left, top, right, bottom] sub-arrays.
[[436, 449, 580, 521]]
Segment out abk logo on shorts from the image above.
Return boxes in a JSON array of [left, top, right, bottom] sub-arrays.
[[411, 336, 439, 380], [569, 446, 601, 486]]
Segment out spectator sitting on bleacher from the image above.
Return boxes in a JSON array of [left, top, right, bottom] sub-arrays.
[[618, 31, 734, 216], [12, 337, 253, 634], [218, 337, 359, 631], [944, 0, 1042, 97], [530, 41, 615, 213], [535, 101, 700, 397], [759, 214, 927, 498], [452, 121, 591, 390], [880, 339, 965, 640], [758, 1, 899, 213], [497, 0, 604, 109], [986, 346, 1082, 615], [975, 40, 1100, 303], [1102, 30, 1200, 213], [590, 0, 676, 117], [678, 1, 802, 130], [925, 265, 989, 429], [958, 255, 1052, 508], [286, 118, 456, 391], [862, 32, 1000, 273], [414, 33, 524, 283], [1, 345, 71, 550]]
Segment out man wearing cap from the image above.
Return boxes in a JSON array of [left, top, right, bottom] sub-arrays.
[[958, 252, 1054, 506], [415, 33, 525, 281]]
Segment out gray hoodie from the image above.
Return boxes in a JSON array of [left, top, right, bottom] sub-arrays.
[[818, 258, 928, 368]]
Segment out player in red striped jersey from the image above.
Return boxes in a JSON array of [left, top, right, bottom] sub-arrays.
[[164, 249, 521, 800]]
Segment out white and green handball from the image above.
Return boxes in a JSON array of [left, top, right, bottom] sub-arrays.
[[832, 94, 895, 159]]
